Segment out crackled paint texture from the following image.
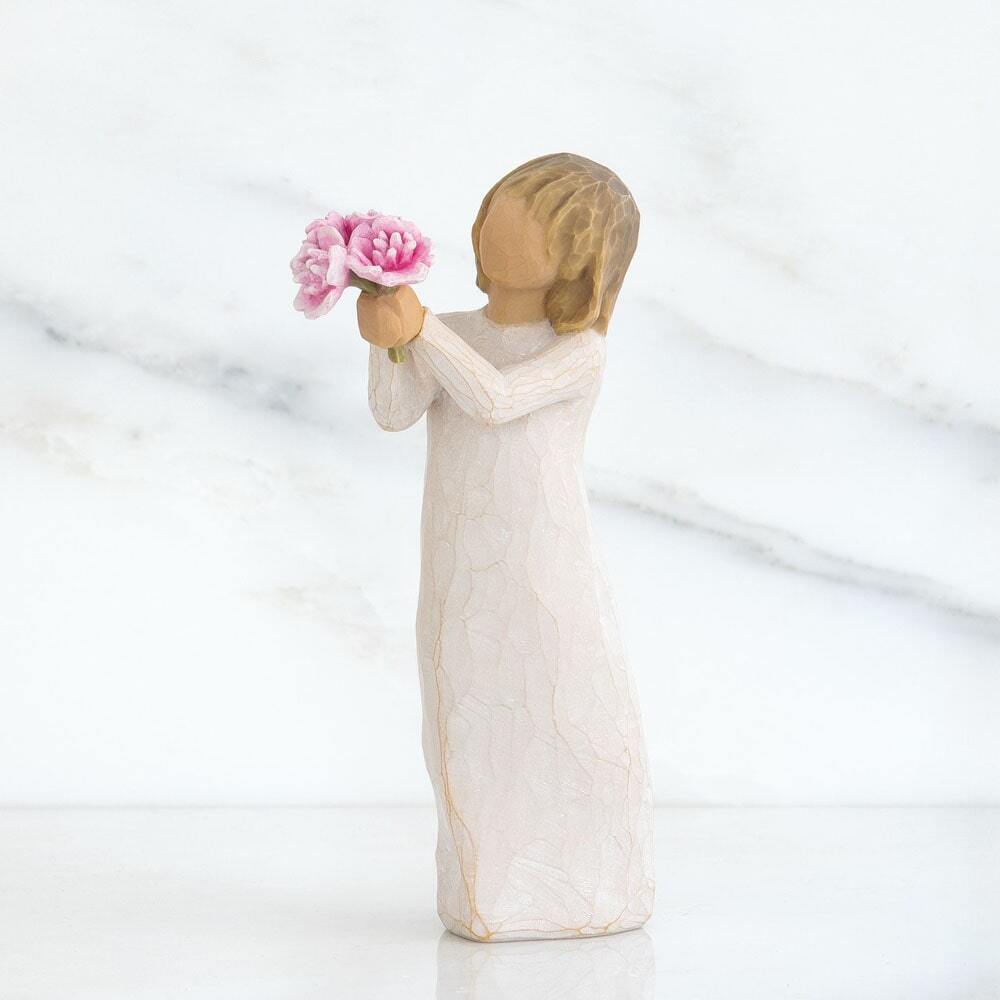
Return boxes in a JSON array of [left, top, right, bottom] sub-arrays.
[[369, 308, 655, 941]]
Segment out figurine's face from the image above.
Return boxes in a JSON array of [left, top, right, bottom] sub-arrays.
[[478, 192, 558, 290]]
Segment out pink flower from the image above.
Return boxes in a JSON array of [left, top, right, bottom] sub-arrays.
[[344, 210, 378, 233], [346, 214, 433, 287], [290, 212, 352, 319]]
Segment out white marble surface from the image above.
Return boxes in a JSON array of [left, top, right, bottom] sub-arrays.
[[1, 806, 997, 999], [1, 0, 999, 806]]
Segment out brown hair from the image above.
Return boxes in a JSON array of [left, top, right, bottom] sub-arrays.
[[472, 153, 640, 334]]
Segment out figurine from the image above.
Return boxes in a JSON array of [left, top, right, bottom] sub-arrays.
[[358, 153, 654, 941]]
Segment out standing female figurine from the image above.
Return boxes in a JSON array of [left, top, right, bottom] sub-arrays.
[[358, 153, 654, 941]]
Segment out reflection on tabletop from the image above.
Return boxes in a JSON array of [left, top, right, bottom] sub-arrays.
[[435, 927, 655, 1000]]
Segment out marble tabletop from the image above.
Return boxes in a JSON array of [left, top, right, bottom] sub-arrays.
[[2, 806, 997, 998]]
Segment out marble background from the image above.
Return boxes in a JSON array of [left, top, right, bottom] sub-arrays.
[[2, 0, 997, 806]]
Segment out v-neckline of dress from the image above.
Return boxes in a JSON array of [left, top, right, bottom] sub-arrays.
[[477, 305, 553, 333]]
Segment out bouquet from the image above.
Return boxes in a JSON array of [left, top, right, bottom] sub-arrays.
[[290, 211, 433, 363]]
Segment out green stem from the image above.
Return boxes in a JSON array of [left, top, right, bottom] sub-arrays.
[[350, 275, 394, 296]]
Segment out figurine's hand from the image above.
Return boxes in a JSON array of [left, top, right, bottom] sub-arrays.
[[357, 285, 426, 350]]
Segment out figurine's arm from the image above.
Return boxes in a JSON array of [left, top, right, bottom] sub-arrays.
[[410, 310, 605, 426], [367, 342, 440, 432]]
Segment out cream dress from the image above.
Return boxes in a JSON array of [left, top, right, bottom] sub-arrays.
[[368, 306, 654, 942]]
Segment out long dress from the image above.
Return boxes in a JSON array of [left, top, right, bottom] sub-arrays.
[[368, 306, 655, 942]]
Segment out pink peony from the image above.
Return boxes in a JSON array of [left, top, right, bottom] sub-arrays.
[[346, 214, 433, 287], [290, 212, 353, 319]]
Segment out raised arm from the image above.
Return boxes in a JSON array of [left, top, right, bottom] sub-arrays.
[[368, 340, 440, 431], [410, 310, 605, 426]]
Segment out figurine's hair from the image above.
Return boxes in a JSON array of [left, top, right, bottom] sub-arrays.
[[472, 152, 640, 335]]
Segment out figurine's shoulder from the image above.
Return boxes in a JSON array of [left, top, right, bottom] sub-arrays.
[[431, 308, 483, 338]]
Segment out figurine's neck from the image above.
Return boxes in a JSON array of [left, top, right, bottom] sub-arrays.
[[485, 284, 549, 326]]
